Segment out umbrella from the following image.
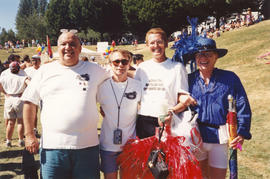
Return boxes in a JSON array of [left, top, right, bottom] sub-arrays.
[[227, 95, 238, 179], [117, 126, 202, 179]]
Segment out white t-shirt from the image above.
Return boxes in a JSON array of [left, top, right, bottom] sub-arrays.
[[97, 77, 141, 152], [135, 59, 188, 117], [24, 66, 39, 79], [1, 68, 26, 77], [21, 60, 110, 149], [0, 69, 27, 95]]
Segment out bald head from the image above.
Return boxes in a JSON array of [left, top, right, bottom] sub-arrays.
[[57, 32, 82, 66], [57, 32, 81, 46]]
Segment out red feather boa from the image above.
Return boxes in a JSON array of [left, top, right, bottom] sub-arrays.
[[118, 127, 202, 179]]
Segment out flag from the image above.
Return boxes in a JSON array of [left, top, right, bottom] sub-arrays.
[[47, 35, 53, 58]]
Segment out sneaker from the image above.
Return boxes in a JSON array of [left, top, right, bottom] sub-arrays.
[[6, 141, 12, 147], [19, 140, 25, 147]]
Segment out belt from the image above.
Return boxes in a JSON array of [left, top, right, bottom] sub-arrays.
[[7, 93, 22, 97], [197, 119, 220, 129]]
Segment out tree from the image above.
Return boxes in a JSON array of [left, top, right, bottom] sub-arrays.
[[0, 28, 16, 44], [45, 0, 72, 44], [122, 0, 261, 37], [16, 0, 48, 42]]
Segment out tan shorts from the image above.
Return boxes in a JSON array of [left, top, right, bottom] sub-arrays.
[[4, 96, 23, 119]]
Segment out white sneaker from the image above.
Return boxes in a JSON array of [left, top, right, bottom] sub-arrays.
[[6, 141, 12, 147]]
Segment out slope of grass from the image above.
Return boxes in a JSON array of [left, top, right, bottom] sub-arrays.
[[1, 20, 270, 178]]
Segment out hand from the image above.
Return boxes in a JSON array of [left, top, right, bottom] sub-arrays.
[[230, 135, 244, 150], [179, 94, 197, 107], [158, 111, 172, 127], [25, 133, 39, 154]]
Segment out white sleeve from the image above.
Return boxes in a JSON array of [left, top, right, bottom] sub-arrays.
[[177, 64, 189, 94], [134, 67, 141, 81], [21, 70, 42, 105]]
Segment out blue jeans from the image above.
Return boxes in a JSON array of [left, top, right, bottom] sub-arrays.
[[40, 145, 100, 179]]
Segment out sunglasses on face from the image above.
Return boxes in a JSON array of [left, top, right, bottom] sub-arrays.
[[111, 59, 129, 66], [195, 51, 215, 58]]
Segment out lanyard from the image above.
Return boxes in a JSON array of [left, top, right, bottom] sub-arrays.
[[110, 79, 129, 128]]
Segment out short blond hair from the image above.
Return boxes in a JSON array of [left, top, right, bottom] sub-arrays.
[[108, 49, 132, 62], [145, 28, 168, 45]]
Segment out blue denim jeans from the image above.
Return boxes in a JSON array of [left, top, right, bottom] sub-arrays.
[[40, 145, 100, 179]]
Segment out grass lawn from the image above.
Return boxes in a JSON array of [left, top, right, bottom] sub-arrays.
[[0, 20, 270, 178]]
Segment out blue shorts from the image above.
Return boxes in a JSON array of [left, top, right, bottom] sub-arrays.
[[100, 150, 121, 174], [40, 145, 100, 179]]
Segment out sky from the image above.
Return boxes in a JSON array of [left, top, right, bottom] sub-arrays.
[[0, 0, 20, 32]]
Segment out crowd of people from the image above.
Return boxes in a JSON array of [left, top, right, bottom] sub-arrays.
[[0, 25, 252, 179]]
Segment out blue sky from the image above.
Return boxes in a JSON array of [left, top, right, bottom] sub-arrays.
[[0, 0, 20, 31]]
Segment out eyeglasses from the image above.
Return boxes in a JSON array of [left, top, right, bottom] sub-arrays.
[[195, 52, 215, 59], [60, 29, 78, 34], [111, 59, 129, 66]]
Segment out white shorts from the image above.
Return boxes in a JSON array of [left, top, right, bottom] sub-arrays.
[[4, 96, 23, 119], [198, 143, 228, 169]]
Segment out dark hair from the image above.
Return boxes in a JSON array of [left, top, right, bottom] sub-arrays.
[[8, 54, 16, 62], [132, 54, 144, 64], [22, 55, 30, 63]]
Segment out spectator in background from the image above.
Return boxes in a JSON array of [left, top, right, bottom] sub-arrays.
[[111, 40, 116, 48], [90, 56, 98, 64], [24, 55, 42, 137], [22, 31, 110, 178], [246, 8, 253, 26], [20, 55, 33, 70], [132, 54, 144, 69], [0, 61, 29, 147], [81, 56, 89, 62]]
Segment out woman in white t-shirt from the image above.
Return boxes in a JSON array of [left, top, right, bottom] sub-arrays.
[[134, 27, 196, 139], [97, 49, 141, 179]]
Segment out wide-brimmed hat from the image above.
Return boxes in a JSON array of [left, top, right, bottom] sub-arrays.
[[194, 37, 228, 58]]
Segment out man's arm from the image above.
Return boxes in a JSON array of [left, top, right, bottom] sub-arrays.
[[23, 101, 39, 154]]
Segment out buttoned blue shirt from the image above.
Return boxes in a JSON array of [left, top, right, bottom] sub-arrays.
[[188, 68, 252, 143]]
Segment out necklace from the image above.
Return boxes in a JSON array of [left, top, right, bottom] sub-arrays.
[[109, 79, 129, 128]]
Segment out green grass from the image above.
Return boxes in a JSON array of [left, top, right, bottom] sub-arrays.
[[1, 20, 270, 178]]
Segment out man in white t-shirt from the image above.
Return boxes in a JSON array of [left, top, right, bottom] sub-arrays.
[[22, 32, 110, 179], [134, 28, 196, 139], [24, 55, 41, 80], [97, 49, 141, 179], [24, 54, 41, 137], [0, 61, 29, 147]]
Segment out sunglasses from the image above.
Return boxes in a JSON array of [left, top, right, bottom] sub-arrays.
[[112, 59, 129, 66], [60, 29, 78, 34], [195, 51, 215, 58]]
